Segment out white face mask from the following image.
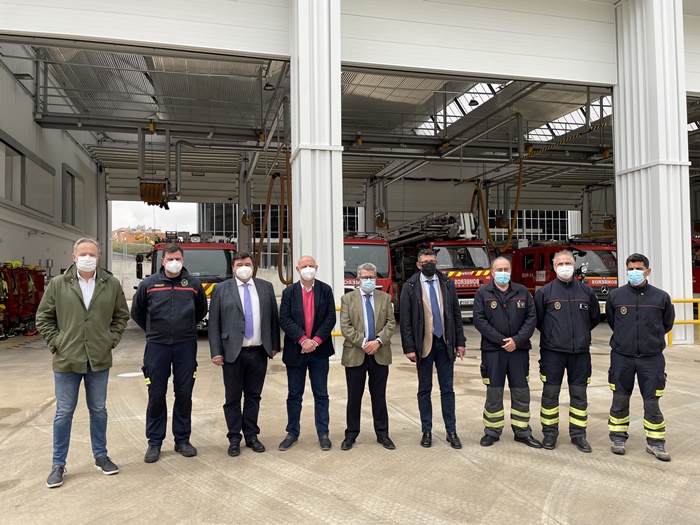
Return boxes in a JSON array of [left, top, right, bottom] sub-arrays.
[[236, 266, 253, 280], [555, 265, 575, 281], [300, 266, 316, 281], [76, 255, 97, 273], [164, 260, 183, 275]]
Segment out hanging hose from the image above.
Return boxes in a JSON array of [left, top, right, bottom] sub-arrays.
[[470, 158, 525, 252], [253, 173, 279, 277], [276, 148, 293, 285]]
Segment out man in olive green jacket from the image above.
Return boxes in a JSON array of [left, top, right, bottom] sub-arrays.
[[36, 238, 130, 489], [339, 262, 396, 451]]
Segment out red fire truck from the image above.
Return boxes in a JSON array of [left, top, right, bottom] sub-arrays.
[[384, 213, 491, 319], [511, 239, 618, 314], [136, 231, 237, 329], [343, 233, 393, 297]]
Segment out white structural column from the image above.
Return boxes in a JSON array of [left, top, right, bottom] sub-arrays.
[[289, 1, 344, 299], [614, 0, 692, 342]]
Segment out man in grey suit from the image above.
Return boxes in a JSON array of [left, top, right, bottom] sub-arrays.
[[209, 251, 280, 457], [340, 262, 396, 451]]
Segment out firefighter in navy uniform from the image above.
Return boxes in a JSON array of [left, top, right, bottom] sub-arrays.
[[131, 243, 208, 463], [534, 250, 600, 453], [605, 253, 675, 461], [473, 257, 541, 448]]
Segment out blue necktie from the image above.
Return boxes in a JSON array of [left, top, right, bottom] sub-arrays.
[[365, 294, 375, 341], [428, 280, 443, 338], [243, 282, 254, 340]]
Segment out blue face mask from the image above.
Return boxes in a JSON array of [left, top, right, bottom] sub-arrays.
[[494, 271, 511, 286], [627, 269, 645, 286], [360, 278, 376, 293]]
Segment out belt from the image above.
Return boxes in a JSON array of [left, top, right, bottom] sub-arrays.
[[242, 345, 263, 350]]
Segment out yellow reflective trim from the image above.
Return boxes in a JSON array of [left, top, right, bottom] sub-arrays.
[[608, 424, 629, 432], [643, 419, 666, 430], [609, 383, 616, 391], [483, 419, 505, 428], [540, 406, 559, 416], [608, 415, 630, 425], [526, 375, 530, 382], [511, 420, 529, 428], [540, 416, 560, 425], [569, 406, 587, 417], [586, 376, 591, 384], [569, 417, 587, 427], [482, 378, 490, 385], [645, 430, 666, 439], [193, 371, 197, 379], [145, 378, 151, 386], [510, 409, 530, 418], [539, 373, 547, 383], [483, 409, 505, 418], [655, 389, 665, 397]]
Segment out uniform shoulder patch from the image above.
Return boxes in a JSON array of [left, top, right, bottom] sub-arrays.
[[554, 301, 561, 310], [490, 300, 498, 309], [620, 306, 628, 315]]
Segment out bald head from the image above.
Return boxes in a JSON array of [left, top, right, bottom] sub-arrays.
[[297, 255, 318, 283], [491, 257, 511, 273]]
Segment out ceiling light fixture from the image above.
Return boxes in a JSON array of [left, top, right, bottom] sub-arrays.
[[77, 121, 82, 128], [207, 131, 214, 139], [263, 81, 275, 91], [468, 99, 479, 107]]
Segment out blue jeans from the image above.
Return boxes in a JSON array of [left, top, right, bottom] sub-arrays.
[[285, 354, 330, 438], [52, 367, 110, 466]]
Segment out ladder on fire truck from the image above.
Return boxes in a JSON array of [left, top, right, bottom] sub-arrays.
[[383, 212, 477, 248]]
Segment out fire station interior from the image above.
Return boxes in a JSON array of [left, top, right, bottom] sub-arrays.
[[1, 37, 700, 307]]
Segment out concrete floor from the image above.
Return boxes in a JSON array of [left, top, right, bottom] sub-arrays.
[[2, 320, 700, 525]]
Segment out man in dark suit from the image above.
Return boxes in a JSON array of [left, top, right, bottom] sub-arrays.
[[340, 262, 396, 451], [208, 251, 280, 457], [400, 248, 466, 449], [278, 255, 337, 451]]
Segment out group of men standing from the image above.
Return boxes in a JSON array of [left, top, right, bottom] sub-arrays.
[[35, 238, 676, 490], [472, 249, 674, 463]]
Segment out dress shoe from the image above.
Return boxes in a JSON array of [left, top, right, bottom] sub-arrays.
[[341, 438, 355, 451], [446, 432, 462, 449], [278, 434, 298, 451], [514, 435, 543, 449], [420, 431, 432, 448], [246, 439, 266, 453], [377, 436, 396, 450], [542, 435, 557, 450], [174, 442, 198, 457], [480, 434, 499, 447], [571, 436, 592, 453], [319, 435, 332, 451], [227, 443, 241, 457], [144, 445, 161, 463]]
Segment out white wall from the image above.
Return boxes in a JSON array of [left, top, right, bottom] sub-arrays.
[[341, 0, 617, 85], [0, 0, 290, 59], [687, 15, 700, 95], [0, 59, 98, 270]]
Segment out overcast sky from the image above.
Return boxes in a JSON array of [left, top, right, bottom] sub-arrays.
[[111, 201, 199, 233]]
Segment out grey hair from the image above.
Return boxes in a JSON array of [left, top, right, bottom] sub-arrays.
[[553, 249, 574, 264], [491, 256, 511, 270], [357, 262, 377, 275], [73, 237, 101, 255]]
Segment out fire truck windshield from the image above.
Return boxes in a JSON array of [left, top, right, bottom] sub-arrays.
[[156, 248, 234, 282], [344, 244, 390, 277], [435, 245, 490, 270], [573, 249, 617, 277]]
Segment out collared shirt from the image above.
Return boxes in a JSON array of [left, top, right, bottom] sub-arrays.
[[236, 277, 262, 346], [77, 272, 96, 309], [298, 281, 324, 346], [420, 272, 443, 318]]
